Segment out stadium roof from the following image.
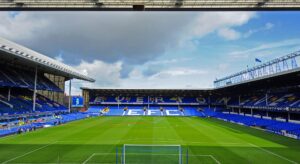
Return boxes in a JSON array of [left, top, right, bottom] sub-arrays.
[[81, 88, 213, 96], [0, 37, 95, 82], [214, 67, 300, 95], [0, 0, 300, 11]]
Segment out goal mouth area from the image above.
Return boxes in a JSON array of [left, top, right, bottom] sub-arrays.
[[121, 144, 183, 164]]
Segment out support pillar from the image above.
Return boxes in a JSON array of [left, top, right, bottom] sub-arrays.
[[238, 95, 241, 115], [117, 95, 120, 110], [266, 93, 268, 106], [208, 96, 211, 109], [8, 88, 11, 101], [68, 79, 72, 113], [147, 96, 150, 109], [33, 67, 38, 112], [177, 97, 180, 111]]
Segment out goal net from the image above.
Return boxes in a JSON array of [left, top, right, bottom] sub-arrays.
[[122, 144, 182, 164]]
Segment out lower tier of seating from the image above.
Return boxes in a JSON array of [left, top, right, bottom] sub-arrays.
[[0, 113, 89, 137], [208, 109, 300, 140], [86, 105, 205, 117], [0, 89, 67, 115]]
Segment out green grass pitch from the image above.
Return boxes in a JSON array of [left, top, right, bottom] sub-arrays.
[[0, 116, 300, 164]]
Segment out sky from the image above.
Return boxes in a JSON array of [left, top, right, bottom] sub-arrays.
[[0, 11, 300, 95]]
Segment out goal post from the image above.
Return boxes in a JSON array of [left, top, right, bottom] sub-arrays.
[[121, 144, 183, 164]]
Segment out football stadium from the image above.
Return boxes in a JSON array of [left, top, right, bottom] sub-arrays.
[[1, 2, 300, 163], [0, 36, 300, 164]]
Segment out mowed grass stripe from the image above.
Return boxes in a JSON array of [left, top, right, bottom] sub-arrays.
[[182, 117, 298, 163], [0, 117, 118, 163], [0, 116, 299, 164], [177, 117, 253, 163]]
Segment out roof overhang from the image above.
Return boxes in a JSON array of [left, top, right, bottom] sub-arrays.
[[1, 0, 300, 11], [215, 68, 300, 95], [0, 37, 95, 82], [81, 88, 213, 96]]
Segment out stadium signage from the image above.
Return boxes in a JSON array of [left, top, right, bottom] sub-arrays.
[[126, 109, 182, 116]]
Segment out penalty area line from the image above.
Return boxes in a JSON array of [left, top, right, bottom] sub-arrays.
[[82, 153, 221, 164], [82, 153, 115, 164], [82, 153, 96, 164], [1, 141, 58, 164], [188, 155, 221, 164], [248, 143, 297, 164]]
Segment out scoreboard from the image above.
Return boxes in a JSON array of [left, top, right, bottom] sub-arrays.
[[72, 96, 84, 108]]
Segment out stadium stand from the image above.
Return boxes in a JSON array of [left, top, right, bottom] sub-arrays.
[[82, 55, 300, 140], [0, 37, 94, 137], [227, 93, 300, 110], [209, 109, 300, 139], [0, 89, 68, 115], [0, 113, 89, 137], [0, 66, 62, 92], [85, 91, 300, 139], [86, 93, 209, 117], [1, 35, 300, 141]]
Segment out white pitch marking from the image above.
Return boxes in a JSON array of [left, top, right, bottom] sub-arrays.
[[248, 143, 297, 164], [82, 153, 96, 164], [82, 153, 118, 164], [2, 141, 57, 164], [184, 155, 221, 164], [82, 152, 222, 164], [208, 155, 221, 164]]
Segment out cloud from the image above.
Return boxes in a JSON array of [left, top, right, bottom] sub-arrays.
[[54, 53, 64, 62], [146, 57, 192, 65], [142, 57, 192, 76], [0, 12, 197, 66], [217, 28, 241, 40], [149, 67, 208, 80], [73, 60, 122, 88], [229, 39, 300, 59], [0, 12, 49, 41], [65, 59, 213, 94], [243, 22, 274, 38], [0, 12, 255, 65], [0, 11, 261, 92], [187, 12, 256, 40], [120, 67, 212, 89]]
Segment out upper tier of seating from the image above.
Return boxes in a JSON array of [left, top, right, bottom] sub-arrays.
[[89, 92, 300, 111], [0, 90, 67, 115], [0, 67, 62, 92], [228, 93, 300, 110], [90, 96, 208, 105]]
